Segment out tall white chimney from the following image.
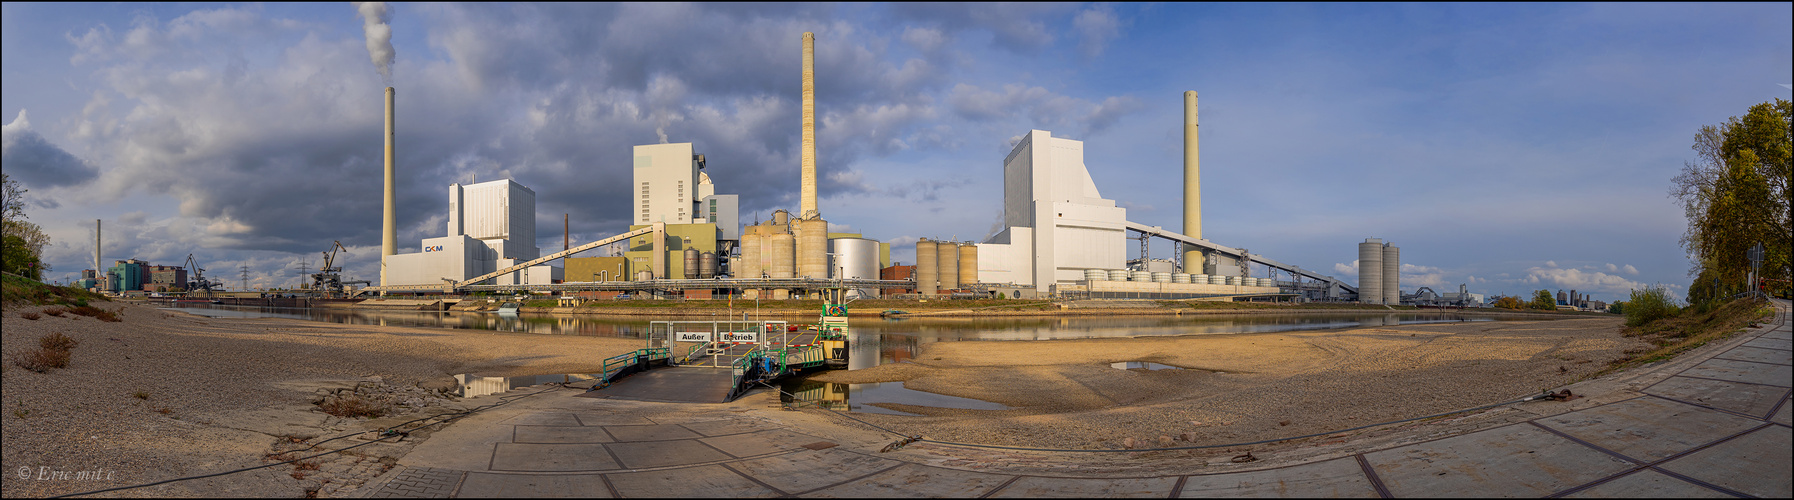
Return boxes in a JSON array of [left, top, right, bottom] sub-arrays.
[[381, 87, 396, 286], [1182, 91, 1203, 270], [799, 32, 818, 219]]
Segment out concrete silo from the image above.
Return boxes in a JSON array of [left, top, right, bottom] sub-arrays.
[[937, 240, 960, 291], [958, 243, 978, 286], [770, 232, 795, 300], [1382, 244, 1400, 305], [1358, 238, 1384, 304], [916, 238, 938, 296]]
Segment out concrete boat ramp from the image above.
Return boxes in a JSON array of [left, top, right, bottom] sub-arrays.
[[353, 300, 1791, 498]]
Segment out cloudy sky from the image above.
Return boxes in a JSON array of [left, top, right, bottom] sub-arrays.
[[3, 3, 1789, 301]]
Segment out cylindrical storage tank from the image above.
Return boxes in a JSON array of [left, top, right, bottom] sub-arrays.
[[830, 237, 881, 298], [1173, 273, 1191, 283], [1085, 269, 1108, 281], [772, 209, 789, 226], [683, 248, 700, 279], [958, 243, 978, 285], [1131, 271, 1152, 282], [916, 239, 939, 296], [769, 233, 795, 278], [1383, 244, 1400, 305], [1190, 274, 1208, 284], [797, 219, 829, 279], [1225, 276, 1241, 285], [1208, 275, 1225, 285], [738, 229, 762, 279], [937, 241, 960, 290], [1152, 272, 1172, 283], [1109, 270, 1129, 281], [1358, 238, 1384, 304], [699, 252, 717, 279], [635, 270, 653, 281]]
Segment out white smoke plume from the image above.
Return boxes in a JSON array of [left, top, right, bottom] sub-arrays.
[[353, 2, 395, 83]]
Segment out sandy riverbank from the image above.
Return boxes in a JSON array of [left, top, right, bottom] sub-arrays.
[[0, 301, 643, 498], [801, 316, 1650, 452], [4, 300, 1639, 496]]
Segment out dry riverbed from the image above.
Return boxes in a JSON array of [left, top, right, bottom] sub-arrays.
[[3, 301, 1644, 497], [804, 316, 1649, 452], [0, 302, 640, 498]]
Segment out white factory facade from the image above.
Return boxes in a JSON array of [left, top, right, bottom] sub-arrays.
[[385, 179, 561, 287], [977, 130, 1129, 292]]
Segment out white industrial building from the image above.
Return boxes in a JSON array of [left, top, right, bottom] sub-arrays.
[[977, 130, 1129, 293], [633, 143, 738, 233], [385, 179, 561, 287]]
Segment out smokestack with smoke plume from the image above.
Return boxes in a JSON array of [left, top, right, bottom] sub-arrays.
[[354, 2, 396, 84]]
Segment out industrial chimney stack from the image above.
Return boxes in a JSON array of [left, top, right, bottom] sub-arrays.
[[1182, 91, 1204, 271], [381, 87, 396, 286], [800, 32, 818, 219]]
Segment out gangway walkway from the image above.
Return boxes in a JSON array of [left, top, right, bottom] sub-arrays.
[[589, 289, 855, 403]]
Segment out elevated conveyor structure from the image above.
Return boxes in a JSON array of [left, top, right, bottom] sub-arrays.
[[1123, 221, 1358, 300], [361, 226, 657, 294]]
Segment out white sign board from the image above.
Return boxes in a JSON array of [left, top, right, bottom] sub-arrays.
[[720, 331, 759, 343], [675, 331, 712, 343]]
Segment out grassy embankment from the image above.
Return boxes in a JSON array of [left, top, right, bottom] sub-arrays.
[[1595, 296, 1774, 377], [1, 273, 109, 309]]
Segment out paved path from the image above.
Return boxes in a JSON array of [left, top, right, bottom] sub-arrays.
[[354, 300, 1792, 498]]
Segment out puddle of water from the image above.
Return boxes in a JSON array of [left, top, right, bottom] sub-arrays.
[[454, 373, 600, 397], [1110, 361, 1182, 371], [781, 379, 1010, 416]]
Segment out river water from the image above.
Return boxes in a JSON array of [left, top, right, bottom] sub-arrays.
[[158, 303, 1530, 368]]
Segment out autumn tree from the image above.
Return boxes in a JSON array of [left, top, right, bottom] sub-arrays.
[[1672, 99, 1792, 301]]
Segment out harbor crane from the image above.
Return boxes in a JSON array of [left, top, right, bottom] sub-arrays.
[[309, 240, 368, 297], [183, 254, 225, 295]]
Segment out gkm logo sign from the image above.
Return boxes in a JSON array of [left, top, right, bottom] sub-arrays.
[[423, 245, 444, 253]]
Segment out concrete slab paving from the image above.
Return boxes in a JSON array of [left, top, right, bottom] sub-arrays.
[[1741, 337, 1792, 351], [1643, 376, 1787, 417], [727, 449, 902, 494], [490, 443, 621, 472], [604, 464, 780, 498], [605, 439, 733, 469], [1680, 358, 1793, 387], [595, 368, 732, 403], [681, 418, 781, 437], [986, 475, 1180, 498], [401, 411, 531, 472], [1773, 397, 1792, 425], [514, 425, 617, 444], [1558, 469, 1730, 498], [1713, 345, 1793, 365], [601, 424, 703, 442], [801, 464, 1014, 498], [1364, 423, 1634, 497], [502, 413, 583, 427], [1537, 397, 1764, 462], [1656, 424, 1792, 498], [1176, 458, 1379, 498], [573, 414, 654, 426], [698, 429, 817, 458], [455, 472, 614, 498]]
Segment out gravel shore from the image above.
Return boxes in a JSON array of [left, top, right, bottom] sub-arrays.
[[804, 317, 1649, 452], [1, 302, 642, 498]]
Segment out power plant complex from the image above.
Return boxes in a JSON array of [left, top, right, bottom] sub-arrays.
[[362, 32, 1444, 305]]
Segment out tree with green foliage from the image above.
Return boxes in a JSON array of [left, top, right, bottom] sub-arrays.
[[1673, 98, 1792, 301], [1528, 289, 1557, 310], [1, 173, 50, 280], [1492, 295, 1524, 310]]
